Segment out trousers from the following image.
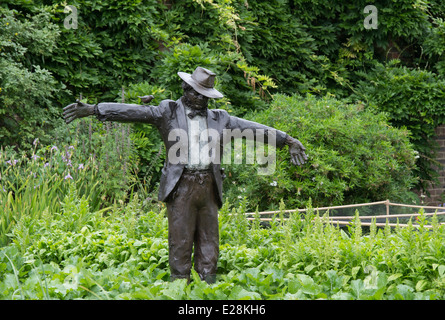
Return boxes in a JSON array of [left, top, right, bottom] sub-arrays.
[[166, 169, 219, 283]]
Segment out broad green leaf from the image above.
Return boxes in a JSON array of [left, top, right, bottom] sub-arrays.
[[415, 280, 428, 292], [297, 274, 320, 296], [351, 266, 361, 279], [438, 265, 445, 278], [388, 273, 403, 282], [288, 279, 300, 294], [229, 285, 261, 300], [351, 279, 365, 299], [394, 284, 414, 300], [161, 279, 187, 300], [304, 264, 316, 274]]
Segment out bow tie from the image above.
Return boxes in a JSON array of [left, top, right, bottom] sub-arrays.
[[187, 108, 208, 119]]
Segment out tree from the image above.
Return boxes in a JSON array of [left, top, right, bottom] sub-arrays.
[[0, 7, 62, 148]]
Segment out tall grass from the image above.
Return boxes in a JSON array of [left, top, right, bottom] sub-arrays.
[[0, 132, 134, 246]]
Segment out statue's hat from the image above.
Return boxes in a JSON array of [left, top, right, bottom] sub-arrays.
[[178, 67, 224, 99]]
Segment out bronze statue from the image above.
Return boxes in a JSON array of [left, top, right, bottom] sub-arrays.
[[63, 67, 307, 283]]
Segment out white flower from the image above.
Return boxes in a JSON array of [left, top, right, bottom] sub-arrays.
[[270, 181, 277, 187]]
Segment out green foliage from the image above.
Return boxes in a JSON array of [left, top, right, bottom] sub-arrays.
[[39, 0, 164, 103], [233, 0, 320, 94], [1, 196, 445, 300], [0, 128, 138, 246], [118, 82, 169, 196], [0, 7, 63, 148], [352, 61, 445, 191], [3, 0, 445, 191], [423, 15, 445, 75], [2, 0, 445, 302], [223, 94, 418, 210]]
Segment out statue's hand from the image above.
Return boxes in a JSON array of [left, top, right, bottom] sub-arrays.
[[63, 100, 96, 124], [286, 136, 308, 166]]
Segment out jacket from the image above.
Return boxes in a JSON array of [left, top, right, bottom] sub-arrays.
[[95, 97, 289, 208]]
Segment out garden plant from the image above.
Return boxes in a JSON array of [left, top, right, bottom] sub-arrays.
[[2, 0, 445, 301]]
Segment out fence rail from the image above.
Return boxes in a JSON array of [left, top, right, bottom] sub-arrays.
[[242, 200, 445, 228]]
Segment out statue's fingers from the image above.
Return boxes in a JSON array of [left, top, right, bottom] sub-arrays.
[[298, 154, 304, 166], [63, 109, 76, 118], [65, 115, 77, 124], [63, 113, 74, 119], [63, 103, 77, 112], [290, 154, 296, 166], [292, 153, 300, 166], [297, 154, 305, 165]]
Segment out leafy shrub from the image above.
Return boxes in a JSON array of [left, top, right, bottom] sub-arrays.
[[351, 61, 445, 191], [38, 0, 165, 104], [223, 94, 418, 210], [0, 7, 63, 149]]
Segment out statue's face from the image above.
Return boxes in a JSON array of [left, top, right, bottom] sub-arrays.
[[183, 87, 209, 109]]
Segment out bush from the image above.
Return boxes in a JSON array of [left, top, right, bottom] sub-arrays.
[[351, 61, 445, 191], [0, 7, 63, 149], [222, 94, 418, 210]]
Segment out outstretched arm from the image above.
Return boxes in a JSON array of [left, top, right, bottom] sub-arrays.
[[63, 96, 161, 125], [227, 114, 308, 166], [63, 100, 95, 124]]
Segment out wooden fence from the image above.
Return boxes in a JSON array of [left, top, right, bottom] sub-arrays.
[[242, 200, 445, 228]]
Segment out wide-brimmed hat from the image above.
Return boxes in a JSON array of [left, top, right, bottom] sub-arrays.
[[178, 67, 224, 99]]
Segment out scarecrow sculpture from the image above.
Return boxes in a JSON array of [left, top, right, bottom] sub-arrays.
[[63, 67, 307, 283]]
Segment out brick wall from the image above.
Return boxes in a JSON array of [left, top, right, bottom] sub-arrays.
[[423, 124, 445, 205]]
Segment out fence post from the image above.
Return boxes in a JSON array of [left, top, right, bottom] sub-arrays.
[[386, 199, 390, 216]]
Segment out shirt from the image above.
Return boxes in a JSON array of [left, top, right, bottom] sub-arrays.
[[184, 105, 210, 170]]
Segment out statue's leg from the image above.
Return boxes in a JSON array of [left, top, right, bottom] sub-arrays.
[[166, 176, 198, 282], [193, 172, 219, 284]]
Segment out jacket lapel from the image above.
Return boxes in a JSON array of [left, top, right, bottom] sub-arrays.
[[175, 97, 188, 132], [207, 109, 219, 133]]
